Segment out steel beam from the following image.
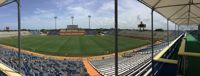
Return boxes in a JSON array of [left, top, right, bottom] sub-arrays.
[[169, 5, 187, 19], [167, 19, 169, 45], [151, 9, 154, 76], [114, 0, 118, 75], [155, 3, 200, 9], [16, 0, 21, 74], [187, 0, 192, 26]]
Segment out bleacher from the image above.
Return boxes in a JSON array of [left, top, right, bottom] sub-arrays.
[[85, 29, 97, 35], [90, 42, 167, 76], [0, 48, 89, 76], [89, 31, 181, 76], [136, 42, 167, 54], [29, 30, 41, 35], [48, 30, 60, 35]]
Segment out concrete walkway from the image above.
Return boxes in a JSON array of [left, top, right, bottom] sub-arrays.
[[0, 63, 21, 76], [83, 59, 101, 76]]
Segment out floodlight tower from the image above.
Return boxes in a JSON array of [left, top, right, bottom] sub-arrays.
[[54, 16, 57, 30], [71, 16, 74, 25], [88, 15, 91, 29]]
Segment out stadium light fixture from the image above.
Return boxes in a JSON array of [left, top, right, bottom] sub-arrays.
[[54, 16, 57, 30], [88, 15, 91, 29], [71, 16, 74, 25]]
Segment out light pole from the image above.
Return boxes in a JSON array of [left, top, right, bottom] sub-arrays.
[[88, 15, 91, 29], [54, 16, 57, 30], [71, 16, 74, 25]]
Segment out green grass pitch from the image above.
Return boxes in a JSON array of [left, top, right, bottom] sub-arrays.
[[0, 35, 150, 56]]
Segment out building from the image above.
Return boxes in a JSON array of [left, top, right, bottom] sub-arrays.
[[59, 25, 85, 36], [67, 25, 78, 30]]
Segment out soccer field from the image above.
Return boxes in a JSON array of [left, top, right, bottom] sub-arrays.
[[0, 35, 150, 56]]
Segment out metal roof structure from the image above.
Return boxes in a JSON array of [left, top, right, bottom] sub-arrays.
[[138, 0, 200, 25], [0, 0, 15, 7]]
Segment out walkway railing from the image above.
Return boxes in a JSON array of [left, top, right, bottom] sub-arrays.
[[153, 33, 184, 76], [177, 33, 200, 76], [154, 33, 184, 64]]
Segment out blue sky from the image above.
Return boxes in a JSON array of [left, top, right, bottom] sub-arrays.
[[0, 0, 177, 30]]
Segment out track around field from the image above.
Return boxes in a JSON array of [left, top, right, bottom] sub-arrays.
[[83, 59, 101, 76], [0, 44, 150, 60]]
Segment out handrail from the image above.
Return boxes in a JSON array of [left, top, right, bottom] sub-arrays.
[[153, 33, 184, 64], [143, 68, 152, 76], [178, 33, 200, 57]]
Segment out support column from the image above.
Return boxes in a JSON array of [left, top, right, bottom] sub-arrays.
[[151, 9, 154, 76], [178, 25, 179, 35], [175, 24, 176, 35], [167, 19, 169, 45], [198, 25, 200, 41], [114, 0, 118, 75], [17, 0, 21, 74]]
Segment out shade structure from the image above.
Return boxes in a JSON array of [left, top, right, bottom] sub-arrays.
[[138, 0, 200, 25], [0, 0, 15, 7]]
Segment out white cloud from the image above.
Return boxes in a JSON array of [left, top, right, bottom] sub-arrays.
[[54, 0, 74, 10], [21, 8, 56, 29], [20, 0, 177, 30]]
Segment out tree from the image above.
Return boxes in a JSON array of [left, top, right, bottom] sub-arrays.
[[155, 28, 164, 32], [41, 29, 47, 33], [96, 28, 104, 34]]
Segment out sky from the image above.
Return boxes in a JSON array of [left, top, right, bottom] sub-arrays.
[[0, 0, 179, 30]]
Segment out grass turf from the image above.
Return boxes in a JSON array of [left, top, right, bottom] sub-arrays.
[[0, 35, 150, 56]]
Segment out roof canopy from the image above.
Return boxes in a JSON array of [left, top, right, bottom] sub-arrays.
[[138, 0, 200, 25], [0, 0, 15, 7]]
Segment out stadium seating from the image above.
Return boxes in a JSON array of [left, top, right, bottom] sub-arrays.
[[29, 30, 41, 35], [89, 31, 181, 76], [90, 42, 167, 76], [0, 31, 181, 76], [48, 30, 60, 35], [85, 30, 97, 35], [0, 48, 89, 76]]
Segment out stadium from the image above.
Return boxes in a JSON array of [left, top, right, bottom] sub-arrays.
[[0, 0, 199, 76]]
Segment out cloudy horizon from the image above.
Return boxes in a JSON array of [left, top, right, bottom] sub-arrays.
[[0, 0, 180, 30]]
